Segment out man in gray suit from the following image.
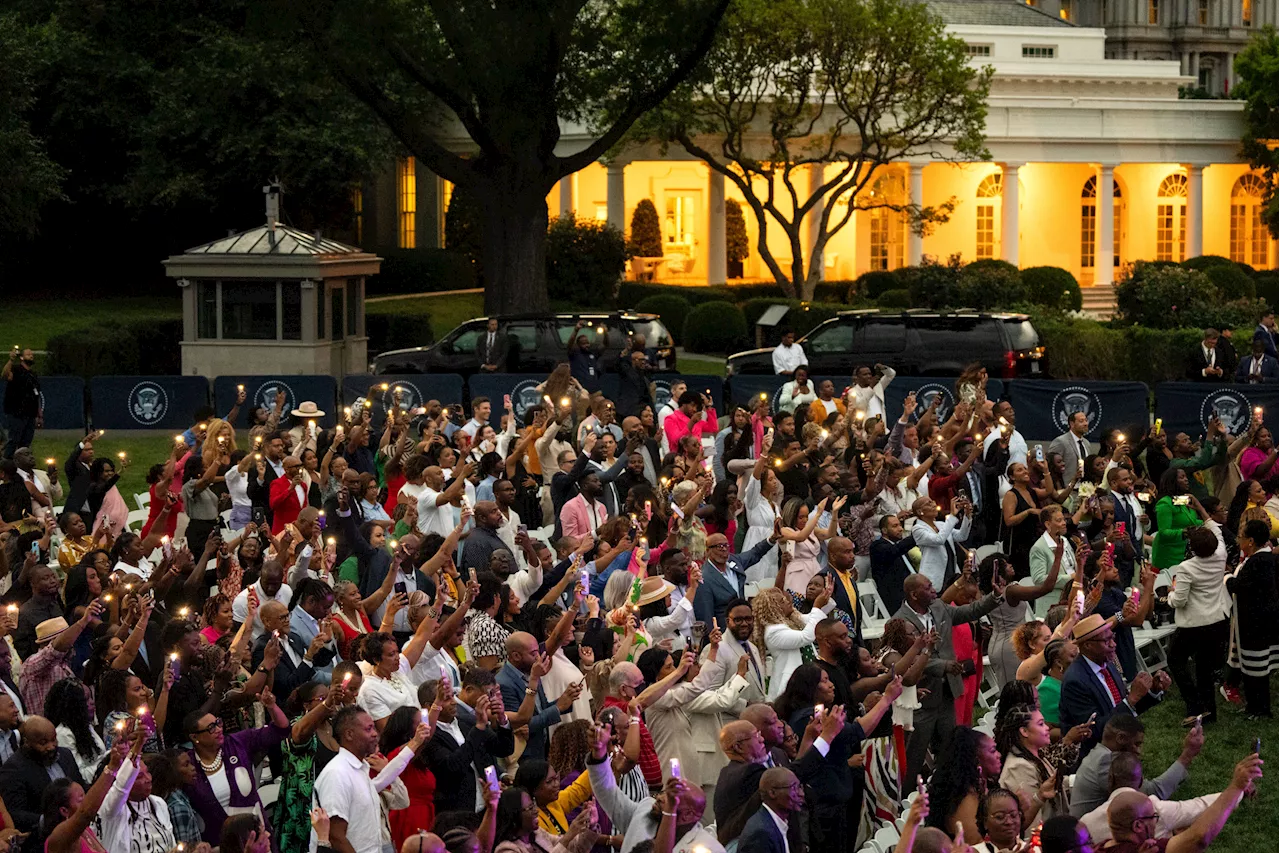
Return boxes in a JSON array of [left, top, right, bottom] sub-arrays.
[[894, 571, 1007, 784], [1047, 410, 1094, 479], [699, 598, 768, 709]]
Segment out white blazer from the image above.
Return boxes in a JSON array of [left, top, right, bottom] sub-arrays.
[[913, 514, 972, 590], [1169, 520, 1232, 628], [762, 602, 834, 700]]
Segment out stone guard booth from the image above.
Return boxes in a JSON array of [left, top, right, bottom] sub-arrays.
[[165, 186, 381, 378]]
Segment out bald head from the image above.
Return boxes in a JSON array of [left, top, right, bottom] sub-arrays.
[[1108, 789, 1154, 837], [399, 833, 445, 853], [260, 600, 289, 635], [19, 716, 52, 740], [621, 416, 641, 434], [719, 720, 756, 754], [19, 716, 57, 765], [911, 828, 953, 853]]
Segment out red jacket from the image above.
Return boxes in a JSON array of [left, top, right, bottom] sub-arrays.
[[268, 475, 305, 534]]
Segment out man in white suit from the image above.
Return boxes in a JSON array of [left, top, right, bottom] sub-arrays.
[[1048, 410, 1094, 479], [700, 598, 768, 709]]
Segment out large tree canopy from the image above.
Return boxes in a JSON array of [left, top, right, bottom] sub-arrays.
[[285, 0, 733, 311], [647, 0, 991, 299], [1233, 27, 1278, 238]]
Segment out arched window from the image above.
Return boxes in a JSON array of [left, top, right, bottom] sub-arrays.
[[976, 173, 1002, 260], [1156, 173, 1187, 262], [1081, 176, 1123, 274], [869, 173, 906, 271], [1230, 173, 1270, 267]]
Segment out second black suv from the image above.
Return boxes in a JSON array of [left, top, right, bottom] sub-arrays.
[[372, 312, 677, 376], [725, 310, 1045, 378]]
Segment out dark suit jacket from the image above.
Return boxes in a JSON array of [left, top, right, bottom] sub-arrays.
[[1058, 654, 1160, 756], [1186, 344, 1223, 381], [819, 567, 866, 648], [892, 593, 1002, 706], [128, 619, 170, 693], [61, 441, 93, 520], [694, 539, 776, 631], [423, 721, 515, 812], [250, 631, 336, 699], [0, 747, 86, 832], [247, 462, 281, 524], [870, 532, 917, 619], [738, 806, 789, 853], [1235, 354, 1279, 383], [615, 359, 653, 419], [475, 330, 509, 370], [713, 747, 825, 828]]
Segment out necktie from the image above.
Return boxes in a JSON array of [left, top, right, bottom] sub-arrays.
[[741, 639, 765, 687], [1101, 665, 1123, 706], [1077, 439, 1088, 465]]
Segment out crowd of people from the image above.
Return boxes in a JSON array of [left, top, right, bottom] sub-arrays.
[[0, 322, 1274, 853]]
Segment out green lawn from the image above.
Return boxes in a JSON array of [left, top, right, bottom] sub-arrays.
[[1115, 676, 1278, 851], [0, 297, 182, 353], [28, 431, 180, 510], [367, 291, 484, 341], [677, 354, 726, 377]]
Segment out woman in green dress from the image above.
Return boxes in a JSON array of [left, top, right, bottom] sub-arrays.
[[274, 679, 349, 852], [1151, 468, 1207, 569]]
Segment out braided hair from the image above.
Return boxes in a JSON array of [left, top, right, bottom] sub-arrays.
[[994, 703, 1050, 784]]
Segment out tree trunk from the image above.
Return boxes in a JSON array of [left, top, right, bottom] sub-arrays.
[[476, 180, 552, 314]]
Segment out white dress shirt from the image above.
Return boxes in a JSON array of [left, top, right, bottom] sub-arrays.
[[232, 579, 294, 642], [312, 746, 414, 853], [772, 343, 808, 375]]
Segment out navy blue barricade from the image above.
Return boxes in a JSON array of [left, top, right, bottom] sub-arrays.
[[728, 374, 1001, 422], [212, 376, 338, 430], [89, 377, 210, 430], [1155, 382, 1278, 437], [1006, 380, 1150, 441], [652, 375, 724, 415], [467, 374, 622, 426], [341, 374, 465, 426], [0, 377, 86, 430], [884, 377, 1005, 424]]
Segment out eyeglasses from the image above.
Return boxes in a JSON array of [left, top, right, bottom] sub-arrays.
[[708, 543, 729, 550], [193, 718, 222, 734]]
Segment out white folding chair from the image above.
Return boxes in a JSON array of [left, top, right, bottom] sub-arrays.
[[873, 825, 901, 851], [858, 580, 888, 618], [135, 492, 151, 511], [126, 508, 149, 532]]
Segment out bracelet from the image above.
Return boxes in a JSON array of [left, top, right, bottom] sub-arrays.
[[661, 811, 677, 818]]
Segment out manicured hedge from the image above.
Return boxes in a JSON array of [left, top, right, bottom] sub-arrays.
[[47, 319, 183, 378], [1021, 266, 1083, 311], [741, 299, 844, 344], [683, 301, 749, 354], [634, 295, 693, 345], [876, 289, 912, 309], [1035, 317, 1206, 384]]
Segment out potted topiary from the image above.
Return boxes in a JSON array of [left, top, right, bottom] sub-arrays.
[[628, 199, 664, 281], [726, 199, 749, 280]]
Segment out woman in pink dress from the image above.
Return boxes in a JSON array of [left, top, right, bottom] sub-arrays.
[[777, 496, 846, 594], [1239, 427, 1276, 496], [945, 570, 984, 726], [201, 593, 235, 644]]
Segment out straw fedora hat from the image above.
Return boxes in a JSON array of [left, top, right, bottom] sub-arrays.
[[635, 576, 676, 608], [291, 401, 326, 418], [35, 617, 69, 645], [1071, 613, 1112, 643]]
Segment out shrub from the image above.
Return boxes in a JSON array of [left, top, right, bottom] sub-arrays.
[[618, 283, 737, 307], [1034, 318, 1209, 384], [855, 271, 902, 300], [545, 215, 627, 307], [815, 281, 856, 303], [1180, 254, 1237, 272], [634, 295, 693, 345], [740, 299, 843, 343], [952, 259, 1026, 310], [47, 319, 183, 378], [1115, 261, 1218, 329], [1201, 263, 1256, 300], [683, 300, 749, 354], [628, 199, 663, 258], [1181, 298, 1271, 332], [725, 200, 749, 264], [899, 255, 962, 309], [1252, 270, 1278, 310], [371, 249, 477, 295], [876, 289, 912, 309], [1021, 266, 1083, 311]]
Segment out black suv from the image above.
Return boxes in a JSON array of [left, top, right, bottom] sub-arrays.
[[725, 310, 1045, 378], [372, 312, 677, 376]]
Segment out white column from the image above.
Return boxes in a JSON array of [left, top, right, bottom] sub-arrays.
[[807, 163, 826, 282], [1186, 164, 1203, 259], [1002, 162, 1022, 267], [1097, 165, 1116, 285], [908, 163, 924, 266], [707, 168, 727, 285], [606, 162, 626, 233], [558, 174, 574, 218]]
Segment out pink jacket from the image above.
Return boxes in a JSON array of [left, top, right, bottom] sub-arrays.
[[663, 407, 719, 450], [559, 494, 608, 540]]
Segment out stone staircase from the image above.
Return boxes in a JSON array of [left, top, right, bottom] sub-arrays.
[[1081, 284, 1118, 320]]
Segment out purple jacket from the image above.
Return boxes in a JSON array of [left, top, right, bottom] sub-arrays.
[[184, 724, 290, 845]]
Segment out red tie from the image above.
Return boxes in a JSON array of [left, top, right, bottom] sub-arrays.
[[1101, 665, 1123, 706]]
